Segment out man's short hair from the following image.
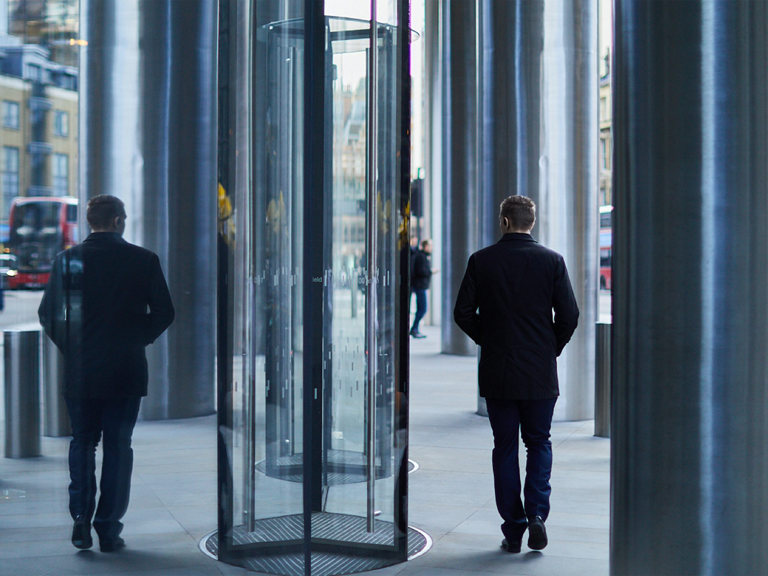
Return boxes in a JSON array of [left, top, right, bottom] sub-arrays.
[[499, 195, 536, 231], [87, 195, 126, 230]]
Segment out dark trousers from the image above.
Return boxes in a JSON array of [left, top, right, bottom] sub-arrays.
[[66, 396, 141, 541], [485, 397, 557, 541], [411, 289, 427, 332]]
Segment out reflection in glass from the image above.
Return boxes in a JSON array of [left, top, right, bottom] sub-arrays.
[[0, 0, 79, 333], [216, 4, 416, 575]]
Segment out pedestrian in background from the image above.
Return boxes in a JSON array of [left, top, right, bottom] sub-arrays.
[[410, 238, 434, 338], [453, 195, 579, 553], [39, 195, 174, 553]]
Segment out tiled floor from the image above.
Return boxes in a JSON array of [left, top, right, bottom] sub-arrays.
[[0, 324, 610, 576]]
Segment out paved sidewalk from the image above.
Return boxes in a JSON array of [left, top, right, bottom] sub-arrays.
[[0, 323, 609, 576]]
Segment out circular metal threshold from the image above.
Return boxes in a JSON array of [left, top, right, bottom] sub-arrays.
[[200, 513, 431, 576]]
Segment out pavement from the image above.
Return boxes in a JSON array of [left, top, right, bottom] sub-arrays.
[[0, 322, 609, 576]]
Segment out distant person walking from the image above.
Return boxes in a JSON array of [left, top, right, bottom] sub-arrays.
[[39, 195, 174, 553], [454, 195, 579, 553], [410, 238, 434, 338]]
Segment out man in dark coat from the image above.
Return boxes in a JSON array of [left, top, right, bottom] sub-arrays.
[[454, 195, 579, 553], [410, 239, 433, 338], [39, 195, 174, 552]]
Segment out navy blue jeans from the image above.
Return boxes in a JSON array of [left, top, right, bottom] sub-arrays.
[[411, 289, 427, 332], [66, 396, 141, 541], [485, 397, 557, 541]]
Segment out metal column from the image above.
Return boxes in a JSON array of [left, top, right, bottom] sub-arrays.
[[4, 330, 41, 458], [612, 2, 768, 574], [474, 0, 598, 420], [42, 336, 69, 437], [439, 0, 477, 356], [80, 0, 217, 419]]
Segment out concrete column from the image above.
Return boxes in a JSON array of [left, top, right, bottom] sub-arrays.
[[475, 0, 598, 420], [80, 0, 217, 419], [612, 2, 768, 574], [439, 0, 477, 356]]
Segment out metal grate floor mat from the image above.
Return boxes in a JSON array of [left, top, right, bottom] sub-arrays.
[[201, 512, 431, 576]]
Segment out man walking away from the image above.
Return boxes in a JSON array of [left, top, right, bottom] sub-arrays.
[[453, 195, 579, 553], [410, 239, 434, 338], [39, 195, 175, 552]]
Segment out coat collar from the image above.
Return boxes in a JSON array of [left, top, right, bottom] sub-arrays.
[[500, 233, 536, 243], [84, 232, 126, 244]]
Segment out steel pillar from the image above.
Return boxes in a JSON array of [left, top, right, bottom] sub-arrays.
[[439, 0, 477, 356], [612, 2, 768, 574], [80, 0, 217, 419], [470, 0, 598, 419]]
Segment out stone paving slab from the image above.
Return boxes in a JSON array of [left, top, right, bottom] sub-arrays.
[[0, 323, 609, 576]]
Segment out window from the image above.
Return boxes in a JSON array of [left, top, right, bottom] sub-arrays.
[[60, 74, 77, 91], [54, 110, 69, 137], [2, 147, 20, 218], [2, 101, 20, 129], [600, 96, 608, 121], [52, 153, 69, 196], [26, 63, 42, 82], [600, 137, 611, 171]]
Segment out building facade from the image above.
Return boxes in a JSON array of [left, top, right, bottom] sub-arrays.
[[0, 40, 78, 231]]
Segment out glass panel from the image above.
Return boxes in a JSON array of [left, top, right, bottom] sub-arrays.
[[218, 3, 410, 573], [259, 12, 305, 516]]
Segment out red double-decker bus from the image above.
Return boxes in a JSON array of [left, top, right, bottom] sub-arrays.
[[7, 197, 79, 289], [599, 205, 612, 291]]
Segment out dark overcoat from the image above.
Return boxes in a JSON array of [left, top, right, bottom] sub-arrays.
[[411, 249, 432, 291], [38, 232, 175, 399], [453, 233, 579, 399]]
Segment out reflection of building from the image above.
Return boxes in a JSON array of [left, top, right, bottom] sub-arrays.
[[8, 0, 79, 66], [0, 38, 78, 223], [333, 78, 367, 260], [599, 50, 612, 207]]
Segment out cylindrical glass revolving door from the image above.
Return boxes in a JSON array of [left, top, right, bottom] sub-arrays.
[[214, 2, 421, 575]]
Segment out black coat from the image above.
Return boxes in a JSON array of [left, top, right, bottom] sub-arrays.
[[411, 249, 432, 291], [453, 233, 579, 399], [38, 232, 175, 399]]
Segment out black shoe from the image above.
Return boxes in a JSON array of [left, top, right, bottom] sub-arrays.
[[100, 537, 126, 553], [527, 516, 548, 550], [71, 516, 93, 550], [501, 538, 521, 553], [410, 330, 426, 339]]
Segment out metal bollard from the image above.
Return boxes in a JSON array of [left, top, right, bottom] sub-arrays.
[[42, 335, 70, 437], [594, 322, 611, 438], [4, 329, 41, 458]]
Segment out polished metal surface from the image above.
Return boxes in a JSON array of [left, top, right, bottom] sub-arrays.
[[472, 0, 598, 420], [80, 0, 217, 419], [3, 330, 41, 458], [366, 0, 379, 533], [594, 322, 610, 438], [424, 0, 441, 326], [612, 2, 768, 574], [41, 335, 70, 437], [439, 0, 477, 356]]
